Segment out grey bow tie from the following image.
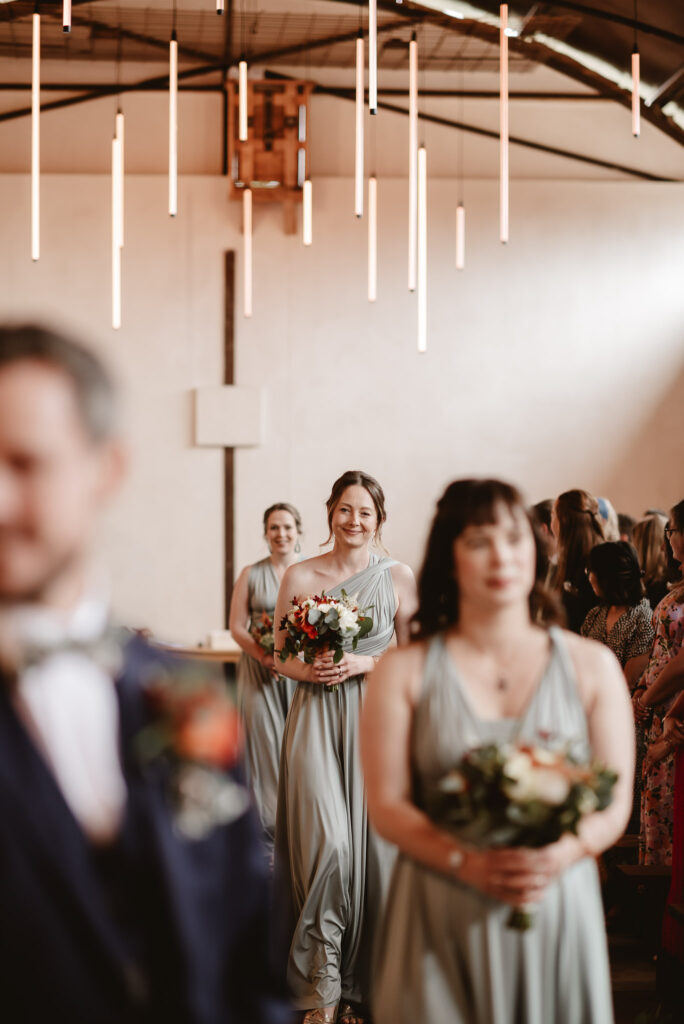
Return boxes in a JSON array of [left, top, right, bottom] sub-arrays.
[[16, 626, 128, 677]]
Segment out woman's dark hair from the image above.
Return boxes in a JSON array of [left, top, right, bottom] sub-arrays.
[[671, 499, 684, 535], [412, 478, 563, 639], [587, 542, 644, 607], [263, 503, 302, 535], [0, 324, 117, 442], [555, 489, 605, 589], [323, 470, 386, 546]]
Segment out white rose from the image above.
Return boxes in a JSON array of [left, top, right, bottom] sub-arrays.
[[506, 767, 570, 806], [337, 606, 359, 634], [440, 770, 466, 794], [318, 603, 331, 613], [504, 750, 534, 781], [577, 788, 599, 815]]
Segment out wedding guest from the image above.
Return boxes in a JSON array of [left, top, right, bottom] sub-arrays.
[[362, 478, 634, 1024], [581, 541, 654, 831], [530, 498, 556, 585], [618, 513, 636, 543], [643, 690, 684, 986], [552, 488, 605, 632], [633, 500, 684, 866], [229, 503, 302, 852], [0, 325, 291, 1024], [633, 512, 670, 609], [580, 542, 654, 689], [273, 470, 417, 1024]]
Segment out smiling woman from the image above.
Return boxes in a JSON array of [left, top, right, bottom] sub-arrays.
[[272, 470, 417, 1024]]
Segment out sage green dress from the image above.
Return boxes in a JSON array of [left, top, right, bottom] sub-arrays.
[[237, 557, 296, 851], [372, 627, 614, 1024], [274, 555, 398, 1012]]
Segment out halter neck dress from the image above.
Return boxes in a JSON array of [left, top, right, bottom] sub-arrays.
[[273, 554, 398, 1013], [237, 557, 296, 853], [372, 627, 614, 1024]]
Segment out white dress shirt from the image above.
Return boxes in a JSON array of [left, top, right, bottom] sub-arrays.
[[9, 598, 127, 844]]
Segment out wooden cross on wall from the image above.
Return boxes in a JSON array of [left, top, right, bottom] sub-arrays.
[[193, 252, 263, 626]]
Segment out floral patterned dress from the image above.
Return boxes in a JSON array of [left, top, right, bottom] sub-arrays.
[[640, 586, 684, 866]]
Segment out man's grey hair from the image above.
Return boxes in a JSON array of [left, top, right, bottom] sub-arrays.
[[0, 325, 118, 443]]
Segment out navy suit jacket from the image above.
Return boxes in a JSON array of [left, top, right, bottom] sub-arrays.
[[0, 634, 293, 1024]]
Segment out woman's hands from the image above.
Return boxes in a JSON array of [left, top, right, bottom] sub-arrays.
[[643, 716, 684, 773], [310, 650, 368, 686], [632, 686, 652, 725], [456, 835, 583, 907]]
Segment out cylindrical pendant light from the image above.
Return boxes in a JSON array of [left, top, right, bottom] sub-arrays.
[[632, 49, 640, 136], [243, 188, 253, 318], [303, 179, 313, 246], [217, 0, 225, 13], [408, 33, 418, 292], [369, 0, 377, 115], [63, 0, 71, 33], [499, 3, 509, 244], [239, 59, 248, 142], [456, 203, 465, 271], [355, 32, 365, 217], [31, 9, 40, 262], [115, 110, 124, 248], [169, 31, 178, 217], [417, 145, 427, 354], [368, 175, 377, 302], [112, 136, 122, 330]]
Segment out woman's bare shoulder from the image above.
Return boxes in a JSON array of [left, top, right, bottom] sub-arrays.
[[280, 555, 328, 593], [374, 639, 430, 699]]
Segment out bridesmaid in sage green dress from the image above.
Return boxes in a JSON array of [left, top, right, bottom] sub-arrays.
[[229, 503, 301, 852], [362, 479, 635, 1024], [273, 471, 417, 1024]]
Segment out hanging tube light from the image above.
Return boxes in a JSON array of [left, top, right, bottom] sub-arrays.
[[499, 4, 509, 244], [417, 145, 427, 354], [115, 110, 124, 248], [63, 0, 71, 33], [368, 175, 377, 302], [243, 188, 253, 318], [217, 0, 225, 13], [169, 31, 178, 217], [456, 203, 465, 271], [369, 0, 377, 115], [408, 32, 418, 292], [355, 32, 365, 217], [303, 179, 313, 246], [239, 60, 248, 142], [112, 136, 122, 329], [632, 49, 640, 137], [31, 9, 40, 262]]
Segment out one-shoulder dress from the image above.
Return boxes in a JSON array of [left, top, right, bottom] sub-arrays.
[[372, 628, 614, 1024], [274, 555, 398, 1012], [237, 557, 296, 851]]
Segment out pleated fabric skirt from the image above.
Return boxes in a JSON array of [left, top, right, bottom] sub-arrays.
[[273, 678, 396, 1011]]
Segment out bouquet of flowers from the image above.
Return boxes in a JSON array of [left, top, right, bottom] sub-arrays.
[[136, 662, 247, 839], [278, 591, 373, 691], [428, 741, 617, 930], [251, 612, 275, 656]]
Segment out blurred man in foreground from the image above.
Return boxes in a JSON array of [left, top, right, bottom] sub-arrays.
[[0, 325, 291, 1024]]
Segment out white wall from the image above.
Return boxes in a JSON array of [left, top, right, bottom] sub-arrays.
[[0, 169, 682, 640]]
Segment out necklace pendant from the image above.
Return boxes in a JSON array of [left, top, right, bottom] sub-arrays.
[[496, 677, 508, 692]]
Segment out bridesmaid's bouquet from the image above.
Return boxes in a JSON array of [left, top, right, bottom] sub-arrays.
[[251, 612, 275, 655], [279, 592, 373, 691], [429, 741, 617, 930]]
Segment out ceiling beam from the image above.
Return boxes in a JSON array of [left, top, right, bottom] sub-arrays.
[[264, 70, 676, 182], [333, 1, 684, 146]]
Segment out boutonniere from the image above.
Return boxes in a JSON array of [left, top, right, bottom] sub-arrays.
[[136, 662, 248, 840]]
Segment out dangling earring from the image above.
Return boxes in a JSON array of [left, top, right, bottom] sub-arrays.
[[295, 539, 302, 554]]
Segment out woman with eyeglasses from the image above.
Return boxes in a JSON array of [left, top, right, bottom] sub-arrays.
[[632, 500, 684, 866]]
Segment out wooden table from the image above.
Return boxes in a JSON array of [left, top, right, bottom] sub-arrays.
[[151, 642, 242, 664]]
